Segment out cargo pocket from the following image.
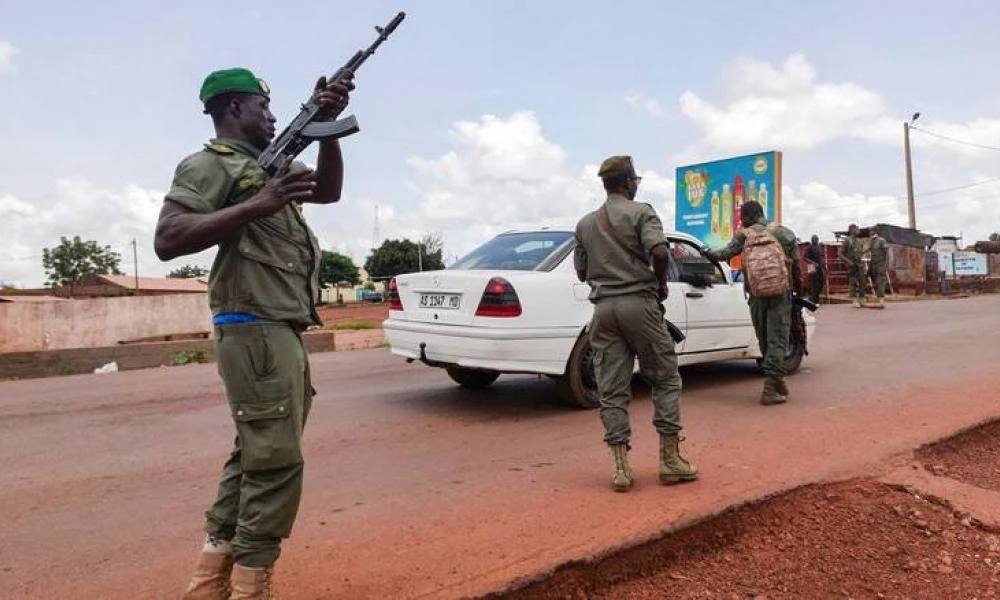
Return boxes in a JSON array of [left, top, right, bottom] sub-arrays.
[[233, 377, 301, 472]]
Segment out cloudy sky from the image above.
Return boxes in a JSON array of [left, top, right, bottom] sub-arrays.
[[2, 0, 999, 286]]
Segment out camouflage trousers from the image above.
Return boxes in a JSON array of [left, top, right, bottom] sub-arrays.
[[846, 265, 867, 299], [589, 294, 682, 446], [870, 266, 887, 298], [749, 294, 792, 380], [204, 322, 313, 568]]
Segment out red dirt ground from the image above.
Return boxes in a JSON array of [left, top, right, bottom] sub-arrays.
[[316, 302, 389, 326], [497, 422, 1000, 600], [917, 420, 1000, 493]]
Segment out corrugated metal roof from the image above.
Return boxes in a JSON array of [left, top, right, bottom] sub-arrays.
[[0, 295, 69, 303], [93, 274, 208, 292]]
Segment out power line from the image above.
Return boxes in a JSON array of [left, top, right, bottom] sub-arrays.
[[918, 178, 1000, 197], [910, 126, 1000, 152]]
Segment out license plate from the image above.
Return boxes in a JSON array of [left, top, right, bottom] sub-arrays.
[[419, 293, 461, 309]]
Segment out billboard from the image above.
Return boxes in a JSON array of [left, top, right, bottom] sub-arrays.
[[675, 151, 783, 249], [938, 252, 989, 276]]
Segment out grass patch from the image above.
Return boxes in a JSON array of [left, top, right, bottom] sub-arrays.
[[324, 321, 379, 331]]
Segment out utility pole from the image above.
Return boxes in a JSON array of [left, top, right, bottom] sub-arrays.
[[417, 241, 423, 272], [131, 238, 139, 292], [903, 112, 920, 230]]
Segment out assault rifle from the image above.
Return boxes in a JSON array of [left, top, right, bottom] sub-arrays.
[[792, 292, 818, 312], [258, 11, 406, 176]]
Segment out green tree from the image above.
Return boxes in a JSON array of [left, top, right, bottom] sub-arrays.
[[364, 238, 445, 279], [166, 264, 209, 278], [989, 232, 1000, 242], [318, 250, 360, 287], [41, 236, 123, 289]]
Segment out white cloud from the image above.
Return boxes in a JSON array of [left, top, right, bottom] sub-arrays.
[[0, 40, 17, 73], [779, 178, 1000, 244], [625, 92, 668, 119], [679, 53, 889, 152], [0, 181, 215, 287], [396, 111, 675, 262], [665, 53, 1000, 158]]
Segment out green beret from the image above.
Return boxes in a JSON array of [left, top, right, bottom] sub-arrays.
[[597, 155, 637, 179], [199, 67, 270, 104]]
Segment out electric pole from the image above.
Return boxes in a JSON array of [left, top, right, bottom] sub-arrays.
[[131, 238, 139, 292], [904, 112, 920, 230]]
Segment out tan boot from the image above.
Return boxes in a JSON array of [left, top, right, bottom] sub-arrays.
[[182, 539, 234, 600], [773, 377, 790, 401], [229, 564, 275, 600], [760, 378, 787, 406], [609, 444, 634, 492], [874, 297, 885, 309], [659, 434, 698, 484]]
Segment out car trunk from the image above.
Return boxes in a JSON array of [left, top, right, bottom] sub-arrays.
[[391, 271, 503, 326]]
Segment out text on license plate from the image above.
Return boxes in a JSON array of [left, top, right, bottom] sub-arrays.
[[419, 294, 461, 309]]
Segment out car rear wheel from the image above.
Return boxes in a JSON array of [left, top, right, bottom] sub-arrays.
[[755, 322, 806, 375], [445, 366, 500, 389], [557, 334, 601, 409]]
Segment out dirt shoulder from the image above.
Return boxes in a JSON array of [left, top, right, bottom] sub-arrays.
[[494, 420, 1000, 599]]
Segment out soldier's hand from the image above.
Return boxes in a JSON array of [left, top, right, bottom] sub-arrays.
[[252, 169, 317, 216], [313, 73, 355, 119], [657, 282, 669, 302]]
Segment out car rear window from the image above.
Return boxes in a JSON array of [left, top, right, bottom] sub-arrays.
[[450, 231, 573, 271]]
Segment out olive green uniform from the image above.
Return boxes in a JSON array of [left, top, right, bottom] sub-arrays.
[[841, 236, 866, 301], [166, 138, 321, 568], [714, 219, 800, 381], [574, 194, 682, 446], [868, 235, 889, 298]]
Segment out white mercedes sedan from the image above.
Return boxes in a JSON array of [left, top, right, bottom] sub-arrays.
[[382, 228, 816, 408]]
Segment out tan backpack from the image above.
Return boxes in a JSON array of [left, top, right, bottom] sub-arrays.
[[741, 224, 790, 297]]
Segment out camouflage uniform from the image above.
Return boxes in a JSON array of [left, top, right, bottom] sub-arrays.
[[167, 137, 321, 569], [869, 234, 889, 300], [842, 235, 867, 303], [713, 218, 800, 401]]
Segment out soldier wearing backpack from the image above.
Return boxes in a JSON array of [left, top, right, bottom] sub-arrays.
[[707, 200, 801, 406]]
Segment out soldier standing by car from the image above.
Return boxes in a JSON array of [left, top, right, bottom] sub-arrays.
[[706, 200, 801, 406], [154, 67, 354, 599], [867, 229, 889, 309], [573, 155, 699, 493], [839, 224, 867, 308]]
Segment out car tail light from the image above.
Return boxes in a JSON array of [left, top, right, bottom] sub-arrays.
[[475, 277, 522, 317], [388, 278, 403, 311]]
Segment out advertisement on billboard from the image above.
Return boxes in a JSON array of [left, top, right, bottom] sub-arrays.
[[675, 151, 783, 249], [938, 252, 989, 276]]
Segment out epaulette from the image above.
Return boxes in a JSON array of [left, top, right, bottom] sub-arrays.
[[204, 143, 235, 155]]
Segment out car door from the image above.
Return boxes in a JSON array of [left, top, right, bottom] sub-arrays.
[[668, 238, 753, 354]]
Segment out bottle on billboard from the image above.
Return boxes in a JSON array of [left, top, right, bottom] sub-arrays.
[[710, 190, 720, 234], [748, 180, 757, 204], [759, 183, 769, 218], [733, 176, 745, 235], [721, 184, 732, 239]]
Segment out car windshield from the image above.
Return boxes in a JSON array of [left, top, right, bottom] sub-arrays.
[[450, 231, 573, 271]]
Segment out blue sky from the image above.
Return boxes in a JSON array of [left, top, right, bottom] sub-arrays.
[[2, 0, 999, 286]]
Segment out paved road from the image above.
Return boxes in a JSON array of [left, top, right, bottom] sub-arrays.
[[1, 296, 998, 599]]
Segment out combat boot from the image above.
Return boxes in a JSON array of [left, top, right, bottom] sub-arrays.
[[659, 434, 698, 484], [609, 444, 634, 492], [773, 377, 790, 401], [229, 564, 275, 600], [874, 297, 885, 309], [182, 538, 234, 600], [760, 378, 787, 406]]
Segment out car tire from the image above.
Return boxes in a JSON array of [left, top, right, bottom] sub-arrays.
[[754, 328, 806, 375], [557, 334, 601, 409], [445, 366, 500, 389]]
